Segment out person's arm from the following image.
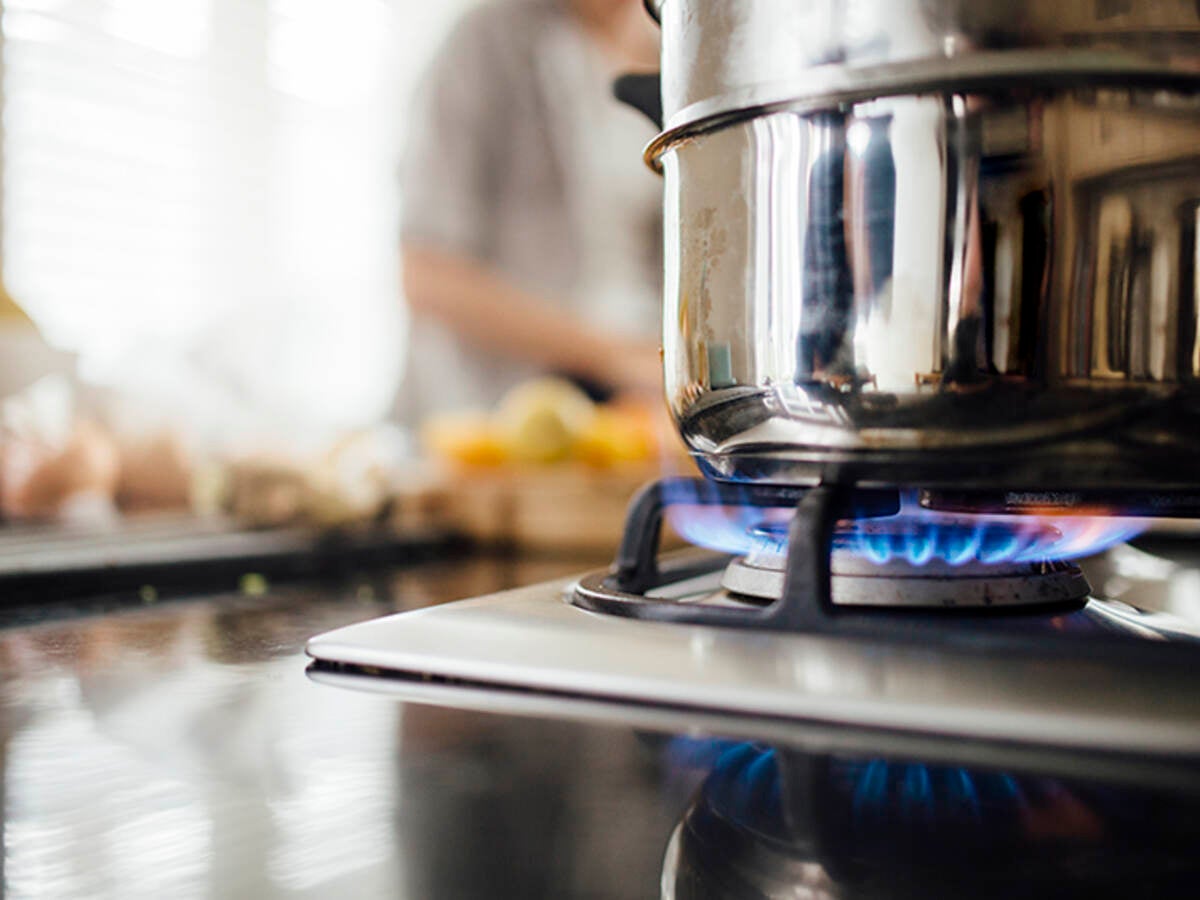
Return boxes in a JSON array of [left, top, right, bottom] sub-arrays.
[[402, 244, 661, 397], [398, 6, 661, 400]]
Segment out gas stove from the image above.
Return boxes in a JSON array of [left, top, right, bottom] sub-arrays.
[[307, 476, 1200, 761]]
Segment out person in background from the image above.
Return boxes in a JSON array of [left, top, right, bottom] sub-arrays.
[[397, 0, 663, 422], [395, 9, 673, 890]]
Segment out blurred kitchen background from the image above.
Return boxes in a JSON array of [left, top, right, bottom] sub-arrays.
[[0, 0, 677, 555], [3, 0, 465, 440]]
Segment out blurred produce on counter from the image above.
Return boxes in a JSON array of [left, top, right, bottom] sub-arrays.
[[422, 377, 676, 470], [115, 432, 193, 512], [207, 429, 402, 531], [0, 419, 120, 521], [413, 378, 691, 552], [0, 373, 692, 555]]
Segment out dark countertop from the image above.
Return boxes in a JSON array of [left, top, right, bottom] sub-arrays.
[[0, 554, 700, 899], [1, 552, 1198, 899]]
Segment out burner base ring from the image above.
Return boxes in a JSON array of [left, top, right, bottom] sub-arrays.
[[720, 556, 1090, 608]]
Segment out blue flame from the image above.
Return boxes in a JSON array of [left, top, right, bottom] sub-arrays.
[[664, 737, 782, 816], [852, 758, 891, 819], [665, 482, 1143, 567], [665, 735, 745, 769], [835, 759, 1030, 829], [947, 768, 984, 823], [834, 516, 1142, 567], [903, 764, 935, 825], [668, 742, 1047, 839], [704, 742, 783, 826], [662, 478, 793, 558]]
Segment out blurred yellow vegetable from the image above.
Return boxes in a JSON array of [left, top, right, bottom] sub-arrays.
[[421, 378, 676, 469], [495, 378, 596, 463]]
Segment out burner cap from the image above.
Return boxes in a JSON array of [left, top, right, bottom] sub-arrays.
[[721, 522, 1090, 608]]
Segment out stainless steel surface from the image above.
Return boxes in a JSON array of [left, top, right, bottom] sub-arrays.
[[306, 570, 1200, 755], [648, 2, 1200, 488], [310, 664, 1200, 795], [661, 86, 1200, 487], [652, 0, 1200, 129], [1084, 534, 1200, 620]]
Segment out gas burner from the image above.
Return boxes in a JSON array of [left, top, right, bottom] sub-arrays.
[[308, 474, 1200, 756], [571, 477, 1124, 635], [721, 522, 1089, 608]]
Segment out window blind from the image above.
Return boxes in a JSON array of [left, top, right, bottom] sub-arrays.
[[0, 0, 465, 433]]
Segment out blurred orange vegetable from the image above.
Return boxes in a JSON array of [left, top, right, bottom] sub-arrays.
[[422, 412, 511, 467], [421, 378, 690, 471], [575, 408, 655, 467]]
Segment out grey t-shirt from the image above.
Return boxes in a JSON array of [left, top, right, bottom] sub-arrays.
[[397, 0, 661, 421]]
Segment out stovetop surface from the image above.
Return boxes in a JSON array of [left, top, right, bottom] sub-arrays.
[[3, 548, 1199, 898], [308, 548, 1200, 761]]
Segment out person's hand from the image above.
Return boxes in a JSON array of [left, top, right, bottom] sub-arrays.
[[596, 339, 664, 401]]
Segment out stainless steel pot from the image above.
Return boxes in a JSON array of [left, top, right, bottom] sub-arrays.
[[640, 0, 1200, 492]]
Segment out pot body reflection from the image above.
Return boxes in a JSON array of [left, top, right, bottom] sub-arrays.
[[659, 87, 1200, 489]]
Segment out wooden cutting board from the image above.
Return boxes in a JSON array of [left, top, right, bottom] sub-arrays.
[[391, 462, 684, 553]]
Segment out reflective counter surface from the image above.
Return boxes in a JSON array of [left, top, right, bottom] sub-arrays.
[[1, 552, 1198, 899]]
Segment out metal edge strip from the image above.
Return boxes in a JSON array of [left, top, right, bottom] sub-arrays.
[[644, 53, 1200, 171], [307, 665, 1200, 788]]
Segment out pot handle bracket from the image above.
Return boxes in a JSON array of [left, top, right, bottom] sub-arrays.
[[612, 72, 663, 130]]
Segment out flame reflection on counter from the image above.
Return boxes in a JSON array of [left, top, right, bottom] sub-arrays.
[[661, 737, 1200, 899]]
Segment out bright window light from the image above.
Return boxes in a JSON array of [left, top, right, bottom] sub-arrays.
[[1, 0, 471, 443]]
